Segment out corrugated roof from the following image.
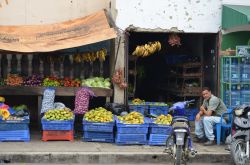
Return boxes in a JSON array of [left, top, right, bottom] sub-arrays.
[[222, 5, 250, 29]]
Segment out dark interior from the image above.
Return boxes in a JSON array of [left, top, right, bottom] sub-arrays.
[[128, 32, 218, 105]]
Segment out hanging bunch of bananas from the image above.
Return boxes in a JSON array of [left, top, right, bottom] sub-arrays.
[[82, 52, 97, 62], [132, 41, 161, 57], [73, 48, 107, 63], [96, 48, 107, 62], [73, 53, 83, 63]]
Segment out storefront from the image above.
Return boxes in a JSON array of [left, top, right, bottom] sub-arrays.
[[220, 4, 250, 108], [112, 0, 223, 106], [0, 9, 117, 128]]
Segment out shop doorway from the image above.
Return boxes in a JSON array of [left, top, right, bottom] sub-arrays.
[[127, 32, 218, 105]]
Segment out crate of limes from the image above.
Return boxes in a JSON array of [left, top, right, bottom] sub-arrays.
[[41, 108, 74, 130]]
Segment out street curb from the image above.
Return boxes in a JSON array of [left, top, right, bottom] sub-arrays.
[[0, 152, 231, 164]]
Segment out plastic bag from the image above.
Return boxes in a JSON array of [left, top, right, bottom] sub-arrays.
[[74, 87, 95, 114], [12, 109, 29, 117], [104, 102, 127, 115]]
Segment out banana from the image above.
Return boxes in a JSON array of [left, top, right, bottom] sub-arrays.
[[133, 46, 140, 56], [156, 41, 161, 51]]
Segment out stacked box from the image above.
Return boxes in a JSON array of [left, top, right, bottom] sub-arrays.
[[147, 102, 169, 116], [173, 108, 199, 121], [128, 104, 148, 115], [0, 118, 30, 142], [82, 119, 115, 143], [41, 118, 74, 141], [115, 118, 149, 145], [148, 120, 172, 146]]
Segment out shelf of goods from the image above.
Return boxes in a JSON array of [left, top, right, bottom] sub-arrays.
[[220, 56, 250, 108], [161, 62, 203, 97], [0, 86, 113, 97]]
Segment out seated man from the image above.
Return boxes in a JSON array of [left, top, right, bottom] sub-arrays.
[[195, 87, 227, 146]]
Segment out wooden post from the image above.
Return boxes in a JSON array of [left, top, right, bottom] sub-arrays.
[[0, 54, 2, 78], [90, 61, 93, 77], [60, 59, 64, 78], [6, 54, 12, 75], [37, 95, 42, 130], [16, 54, 22, 74], [50, 59, 54, 76], [80, 62, 85, 79], [40, 60, 44, 77], [27, 54, 33, 76], [100, 61, 104, 77], [69, 55, 73, 79]]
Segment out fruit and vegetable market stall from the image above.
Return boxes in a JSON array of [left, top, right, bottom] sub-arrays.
[[0, 10, 117, 130]]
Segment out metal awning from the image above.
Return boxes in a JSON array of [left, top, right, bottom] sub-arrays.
[[222, 5, 250, 30], [0, 10, 117, 53]]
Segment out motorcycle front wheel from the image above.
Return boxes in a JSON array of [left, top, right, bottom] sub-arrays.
[[175, 145, 182, 165], [231, 139, 247, 165]]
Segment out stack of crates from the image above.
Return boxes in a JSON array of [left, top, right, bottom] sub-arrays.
[[0, 117, 30, 142], [147, 102, 169, 116], [148, 119, 172, 146], [185, 108, 199, 121], [41, 117, 74, 141], [82, 118, 115, 143], [128, 103, 148, 115], [221, 56, 242, 108], [115, 117, 149, 145]]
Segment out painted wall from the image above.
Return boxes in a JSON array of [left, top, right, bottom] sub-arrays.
[[0, 0, 111, 25], [114, 0, 250, 33]]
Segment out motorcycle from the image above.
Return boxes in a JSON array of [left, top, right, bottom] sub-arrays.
[[229, 105, 250, 165], [164, 100, 197, 165]]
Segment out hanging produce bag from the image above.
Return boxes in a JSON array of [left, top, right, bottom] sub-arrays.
[[74, 87, 95, 114], [41, 88, 56, 114]]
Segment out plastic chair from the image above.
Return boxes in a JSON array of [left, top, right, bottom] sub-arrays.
[[215, 108, 233, 145]]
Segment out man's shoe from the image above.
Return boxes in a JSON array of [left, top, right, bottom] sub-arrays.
[[204, 140, 215, 146], [193, 136, 206, 143]]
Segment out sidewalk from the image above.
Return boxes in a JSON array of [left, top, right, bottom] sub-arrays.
[[0, 131, 231, 164]]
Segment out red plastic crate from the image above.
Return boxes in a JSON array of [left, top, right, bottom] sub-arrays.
[[42, 130, 73, 141]]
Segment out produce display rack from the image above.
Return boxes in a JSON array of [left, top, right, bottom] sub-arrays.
[[0, 86, 113, 128], [0, 86, 112, 96]]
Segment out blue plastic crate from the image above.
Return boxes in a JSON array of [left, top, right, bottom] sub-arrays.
[[148, 134, 169, 146], [82, 118, 115, 133], [185, 108, 199, 121], [41, 118, 74, 130], [173, 108, 198, 121], [115, 133, 147, 145], [83, 131, 114, 143], [149, 106, 168, 116], [116, 118, 149, 134], [0, 130, 30, 142], [149, 122, 172, 134], [0, 118, 29, 131], [128, 104, 148, 115]]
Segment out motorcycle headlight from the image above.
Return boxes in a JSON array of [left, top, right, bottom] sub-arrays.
[[235, 109, 243, 116]]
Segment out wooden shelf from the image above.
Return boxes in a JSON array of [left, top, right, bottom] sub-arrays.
[[159, 86, 201, 97], [167, 73, 203, 78], [0, 86, 113, 97]]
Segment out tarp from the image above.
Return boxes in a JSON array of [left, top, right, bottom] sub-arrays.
[[0, 10, 117, 53], [222, 5, 250, 29]]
